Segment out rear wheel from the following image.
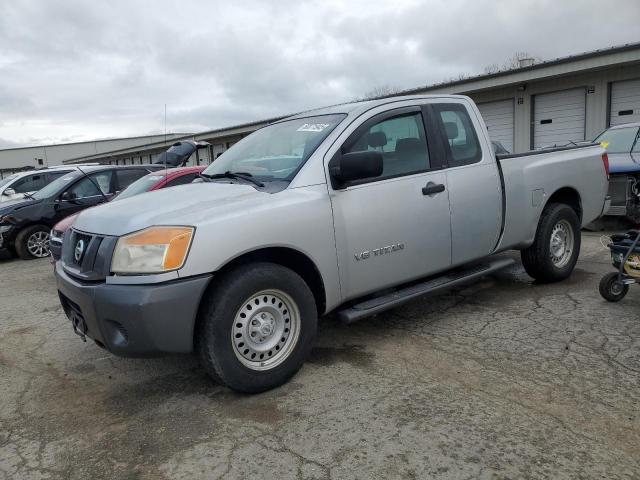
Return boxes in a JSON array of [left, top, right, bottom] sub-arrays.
[[15, 225, 51, 260], [599, 272, 629, 302], [521, 203, 581, 283], [196, 262, 317, 393]]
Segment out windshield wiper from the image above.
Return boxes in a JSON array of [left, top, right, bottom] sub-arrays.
[[23, 192, 34, 199], [201, 171, 264, 188]]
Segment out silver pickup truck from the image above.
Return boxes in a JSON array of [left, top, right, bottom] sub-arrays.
[[55, 95, 609, 392]]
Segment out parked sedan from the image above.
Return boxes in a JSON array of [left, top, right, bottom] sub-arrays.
[[0, 166, 83, 202], [49, 166, 205, 260], [0, 165, 163, 259]]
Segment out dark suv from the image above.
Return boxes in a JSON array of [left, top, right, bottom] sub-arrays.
[[0, 165, 163, 259]]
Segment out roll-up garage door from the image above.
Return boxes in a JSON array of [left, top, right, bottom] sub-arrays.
[[533, 88, 586, 149], [610, 79, 640, 126], [477, 99, 514, 152]]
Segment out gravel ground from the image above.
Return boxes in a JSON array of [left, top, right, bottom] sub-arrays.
[[0, 233, 638, 479]]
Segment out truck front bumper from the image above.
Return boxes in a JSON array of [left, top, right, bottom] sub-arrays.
[[55, 263, 212, 357]]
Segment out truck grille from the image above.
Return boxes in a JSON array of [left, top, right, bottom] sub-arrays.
[[61, 229, 118, 282]]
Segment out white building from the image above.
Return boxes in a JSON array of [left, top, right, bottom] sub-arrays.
[[0, 134, 188, 177]]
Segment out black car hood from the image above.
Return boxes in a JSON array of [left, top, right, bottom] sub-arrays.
[[0, 198, 40, 216]]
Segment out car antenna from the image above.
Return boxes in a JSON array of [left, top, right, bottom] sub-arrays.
[[164, 104, 168, 185], [75, 165, 109, 202]]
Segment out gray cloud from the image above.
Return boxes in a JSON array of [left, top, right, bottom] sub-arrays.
[[0, 0, 638, 146]]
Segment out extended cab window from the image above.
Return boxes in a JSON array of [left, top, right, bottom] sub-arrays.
[[434, 104, 482, 167], [345, 112, 429, 179]]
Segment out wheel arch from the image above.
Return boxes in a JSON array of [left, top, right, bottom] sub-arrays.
[[544, 187, 582, 222], [202, 246, 327, 316], [10, 222, 52, 246]]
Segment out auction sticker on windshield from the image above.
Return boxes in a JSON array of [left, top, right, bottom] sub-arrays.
[[297, 123, 331, 132]]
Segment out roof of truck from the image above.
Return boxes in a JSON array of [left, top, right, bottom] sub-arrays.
[[281, 94, 470, 121]]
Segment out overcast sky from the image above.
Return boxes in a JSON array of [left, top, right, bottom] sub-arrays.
[[0, 0, 638, 148]]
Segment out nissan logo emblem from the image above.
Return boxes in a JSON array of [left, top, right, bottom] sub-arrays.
[[74, 239, 85, 262]]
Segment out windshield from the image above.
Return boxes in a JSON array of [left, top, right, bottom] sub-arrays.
[[0, 174, 18, 189], [32, 172, 79, 200], [202, 114, 346, 181], [115, 174, 164, 200], [595, 127, 640, 154]]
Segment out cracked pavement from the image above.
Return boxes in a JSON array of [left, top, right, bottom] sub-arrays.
[[1, 233, 638, 479]]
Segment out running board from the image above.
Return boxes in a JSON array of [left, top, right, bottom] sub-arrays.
[[337, 257, 515, 324]]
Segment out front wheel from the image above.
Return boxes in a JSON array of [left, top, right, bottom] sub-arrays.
[[521, 203, 581, 283], [15, 225, 51, 260], [196, 263, 317, 393], [599, 272, 629, 302]]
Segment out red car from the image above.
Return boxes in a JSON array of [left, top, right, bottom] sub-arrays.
[[49, 166, 205, 260]]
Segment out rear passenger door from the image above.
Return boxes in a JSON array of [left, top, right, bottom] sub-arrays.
[[329, 106, 452, 300], [431, 102, 502, 265]]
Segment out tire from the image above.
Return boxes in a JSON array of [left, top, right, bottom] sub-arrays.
[[196, 262, 317, 393], [599, 272, 629, 302], [15, 225, 51, 260], [520, 203, 581, 283]]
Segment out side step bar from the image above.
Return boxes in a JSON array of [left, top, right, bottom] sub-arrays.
[[337, 257, 515, 324]]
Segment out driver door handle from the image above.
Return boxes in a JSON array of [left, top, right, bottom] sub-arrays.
[[422, 182, 445, 196]]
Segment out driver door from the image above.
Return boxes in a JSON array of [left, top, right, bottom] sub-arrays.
[[329, 107, 452, 301]]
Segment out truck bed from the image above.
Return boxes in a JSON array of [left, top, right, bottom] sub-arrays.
[[494, 143, 608, 252]]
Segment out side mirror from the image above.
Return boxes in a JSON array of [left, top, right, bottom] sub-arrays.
[[329, 151, 383, 186], [60, 191, 77, 203], [3, 188, 15, 196]]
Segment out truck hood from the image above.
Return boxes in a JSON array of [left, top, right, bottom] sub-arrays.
[[73, 182, 270, 236]]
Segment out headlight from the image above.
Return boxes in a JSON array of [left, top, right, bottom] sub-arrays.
[[50, 229, 62, 241], [111, 226, 194, 274]]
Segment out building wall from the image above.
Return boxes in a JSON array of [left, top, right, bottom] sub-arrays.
[[439, 63, 640, 152], [0, 133, 188, 172]]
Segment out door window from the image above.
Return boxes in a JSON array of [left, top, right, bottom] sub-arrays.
[[12, 174, 46, 193], [116, 169, 149, 191], [67, 171, 113, 199], [433, 104, 482, 167], [344, 112, 430, 179]]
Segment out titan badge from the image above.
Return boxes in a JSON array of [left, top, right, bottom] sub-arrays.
[[354, 243, 405, 261]]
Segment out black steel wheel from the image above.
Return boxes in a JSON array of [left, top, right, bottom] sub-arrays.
[[599, 272, 629, 302]]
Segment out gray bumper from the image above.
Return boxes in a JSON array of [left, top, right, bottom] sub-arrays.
[[55, 263, 212, 357]]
